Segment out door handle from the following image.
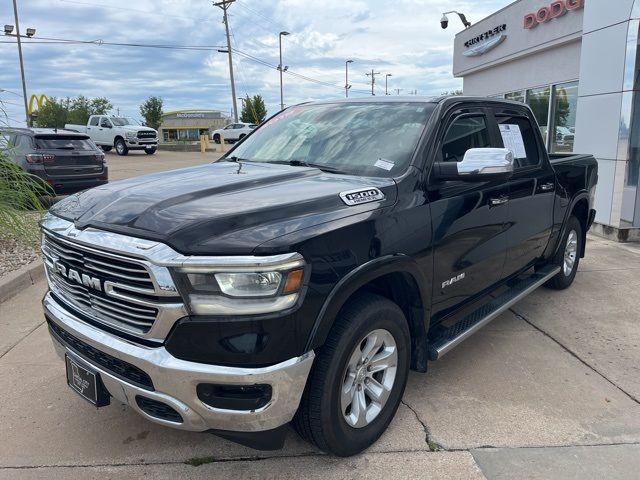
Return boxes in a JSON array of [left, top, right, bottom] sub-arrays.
[[540, 182, 555, 191], [489, 196, 508, 206]]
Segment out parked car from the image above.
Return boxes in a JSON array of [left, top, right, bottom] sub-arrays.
[[0, 128, 107, 194], [210, 122, 257, 144], [555, 126, 575, 147], [65, 116, 158, 156], [41, 96, 597, 457]]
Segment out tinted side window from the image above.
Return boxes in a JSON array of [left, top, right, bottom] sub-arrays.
[[100, 118, 111, 128], [18, 135, 33, 150], [495, 115, 540, 169], [89, 117, 99, 126], [441, 115, 491, 162]]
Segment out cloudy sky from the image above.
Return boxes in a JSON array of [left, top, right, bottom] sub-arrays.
[[0, 0, 511, 125]]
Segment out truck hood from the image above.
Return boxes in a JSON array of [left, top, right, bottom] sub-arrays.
[[49, 161, 397, 254], [120, 125, 157, 133]]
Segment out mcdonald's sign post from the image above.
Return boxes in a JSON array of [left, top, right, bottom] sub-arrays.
[[28, 94, 49, 124]]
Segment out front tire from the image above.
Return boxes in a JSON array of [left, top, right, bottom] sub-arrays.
[[545, 215, 582, 290], [293, 292, 410, 456], [213, 134, 221, 144], [115, 138, 128, 156], [144, 148, 156, 155]]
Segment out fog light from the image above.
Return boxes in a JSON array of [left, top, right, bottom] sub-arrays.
[[197, 384, 272, 411]]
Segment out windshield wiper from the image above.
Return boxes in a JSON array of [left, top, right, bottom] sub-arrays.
[[226, 156, 250, 162], [276, 159, 347, 175]]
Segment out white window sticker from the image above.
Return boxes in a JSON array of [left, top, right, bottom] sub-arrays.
[[374, 158, 395, 171], [499, 124, 527, 159]]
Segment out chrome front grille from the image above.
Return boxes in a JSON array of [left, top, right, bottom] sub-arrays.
[[137, 130, 157, 139], [42, 232, 181, 337]]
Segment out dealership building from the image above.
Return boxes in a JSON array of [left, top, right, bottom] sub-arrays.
[[159, 110, 230, 143], [453, 0, 640, 240]]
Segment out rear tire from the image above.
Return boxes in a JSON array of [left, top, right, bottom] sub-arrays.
[[101, 146, 112, 152], [115, 138, 128, 156], [293, 292, 410, 456], [545, 215, 582, 290], [144, 148, 156, 155], [213, 134, 221, 144]]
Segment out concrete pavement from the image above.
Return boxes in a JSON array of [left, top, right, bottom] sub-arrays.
[[1, 220, 639, 478]]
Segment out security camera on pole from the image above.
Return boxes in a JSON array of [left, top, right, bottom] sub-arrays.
[[440, 11, 471, 29]]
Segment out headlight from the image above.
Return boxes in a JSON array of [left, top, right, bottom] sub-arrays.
[[126, 131, 136, 138], [174, 254, 306, 316]]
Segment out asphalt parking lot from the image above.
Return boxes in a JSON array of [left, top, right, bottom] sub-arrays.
[[104, 148, 223, 180], [1, 152, 639, 479]]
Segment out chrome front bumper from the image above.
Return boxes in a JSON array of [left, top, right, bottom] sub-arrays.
[[44, 292, 314, 433]]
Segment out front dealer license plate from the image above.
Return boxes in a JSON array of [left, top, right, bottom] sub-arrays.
[[65, 355, 110, 407]]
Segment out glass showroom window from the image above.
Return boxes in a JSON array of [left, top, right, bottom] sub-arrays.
[[550, 81, 579, 153], [505, 90, 525, 103], [526, 87, 551, 146]]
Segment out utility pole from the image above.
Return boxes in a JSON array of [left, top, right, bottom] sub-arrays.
[[11, 0, 30, 126], [365, 69, 380, 96], [214, 0, 238, 122]]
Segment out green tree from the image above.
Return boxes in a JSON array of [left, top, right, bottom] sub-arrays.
[[139, 96, 163, 130], [240, 94, 267, 124], [90, 97, 112, 116], [553, 87, 570, 127], [67, 95, 91, 125], [33, 97, 68, 129], [33, 95, 112, 128]]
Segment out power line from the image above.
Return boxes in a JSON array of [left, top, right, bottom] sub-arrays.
[[231, 47, 370, 94], [235, 0, 289, 30], [1, 36, 224, 50]]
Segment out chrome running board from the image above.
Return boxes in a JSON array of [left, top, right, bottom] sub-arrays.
[[428, 265, 561, 360]]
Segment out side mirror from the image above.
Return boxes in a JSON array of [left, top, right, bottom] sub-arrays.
[[433, 148, 514, 182]]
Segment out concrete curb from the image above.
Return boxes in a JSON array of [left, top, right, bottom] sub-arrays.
[[0, 261, 44, 304]]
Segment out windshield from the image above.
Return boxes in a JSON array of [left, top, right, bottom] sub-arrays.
[[229, 102, 435, 177], [36, 137, 95, 150], [111, 117, 139, 126]]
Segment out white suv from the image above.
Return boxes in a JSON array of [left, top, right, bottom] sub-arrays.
[[211, 122, 257, 144]]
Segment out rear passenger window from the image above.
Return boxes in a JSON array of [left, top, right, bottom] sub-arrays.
[[441, 115, 491, 163], [89, 117, 99, 126], [496, 115, 540, 169]]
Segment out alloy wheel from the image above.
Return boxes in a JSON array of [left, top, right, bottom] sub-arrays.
[[340, 328, 398, 428], [564, 229, 578, 276]]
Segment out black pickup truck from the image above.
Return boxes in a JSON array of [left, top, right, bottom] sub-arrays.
[[41, 96, 597, 456]]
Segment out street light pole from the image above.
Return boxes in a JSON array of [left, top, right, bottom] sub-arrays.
[[279, 31, 289, 111], [11, 0, 30, 126], [385, 73, 392, 95], [345, 60, 353, 98]]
